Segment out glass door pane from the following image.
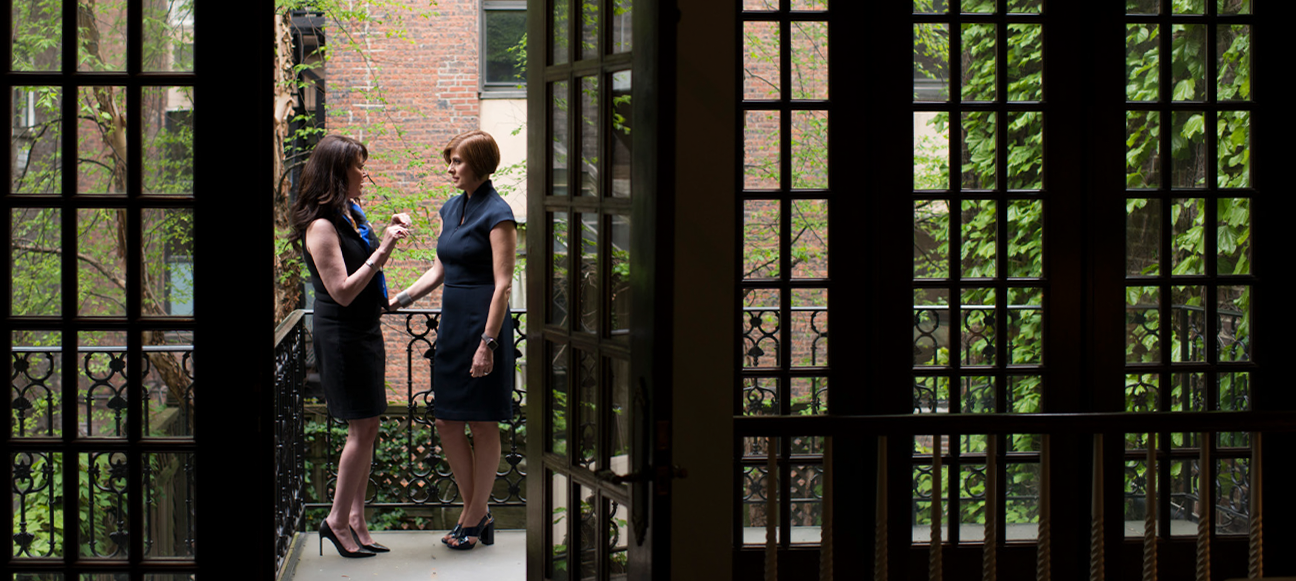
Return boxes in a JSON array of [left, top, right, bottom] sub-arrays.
[[530, 0, 651, 578]]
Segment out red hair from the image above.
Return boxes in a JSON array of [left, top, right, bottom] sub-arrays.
[[442, 130, 500, 178]]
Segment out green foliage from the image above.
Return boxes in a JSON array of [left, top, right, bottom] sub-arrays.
[[914, 0, 1252, 362], [1122, 9, 1252, 376], [550, 387, 569, 456], [907, 0, 1253, 527], [509, 32, 529, 87], [10, 0, 61, 71]]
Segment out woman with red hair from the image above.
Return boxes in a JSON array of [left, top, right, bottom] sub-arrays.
[[390, 130, 517, 551]]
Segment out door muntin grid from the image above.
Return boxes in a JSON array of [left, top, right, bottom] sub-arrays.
[[911, 0, 1047, 546], [1121, 2, 1255, 538], [538, 0, 643, 578], [6, 0, 199, 571], [737, 0, 831, 550]]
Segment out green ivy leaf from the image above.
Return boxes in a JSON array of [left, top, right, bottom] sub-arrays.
[[1181, 114, 1205, 139]]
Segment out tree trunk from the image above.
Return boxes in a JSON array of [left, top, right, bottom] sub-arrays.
[[273, 12, 304, 324], [80, 0, 195, 429]]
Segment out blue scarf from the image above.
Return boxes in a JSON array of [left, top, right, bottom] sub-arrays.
[[349, 201, 388, 301]]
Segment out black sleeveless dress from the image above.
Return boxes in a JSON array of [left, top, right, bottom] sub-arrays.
[[433, 181, 516, 422], [305, 213, 388, 420]]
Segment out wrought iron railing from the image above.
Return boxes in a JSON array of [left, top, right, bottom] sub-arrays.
[[912, 304, 1044, 366], [10, 343, 197, 560], [271, 308, 527, 571], [735, 412, 1290, 580], [269, 302, 1253, 565], [737, 303, 1253, 540], [1126, 303, 1251, 363], [274, 311, 309, 574]]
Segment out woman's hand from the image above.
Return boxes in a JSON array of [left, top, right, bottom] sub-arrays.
[[470, 342, 494, 379], [380, 223, 408, 251], [390, 213, 412, 228]]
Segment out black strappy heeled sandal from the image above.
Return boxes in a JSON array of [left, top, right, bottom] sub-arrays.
[[441, 522, 463, 545], [446, 513, 494, 551], [441, 511, 491, 545]]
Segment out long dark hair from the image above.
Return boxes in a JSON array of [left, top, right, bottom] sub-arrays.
[[289, 134, 368, 245]]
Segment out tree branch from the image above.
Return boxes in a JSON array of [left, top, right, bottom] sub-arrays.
[[743, 68, 780, 93], [276, 159, 308, 200], [13, 242, 128, 291], [12, 241, 169, 317], [76, 157, 117, 174]]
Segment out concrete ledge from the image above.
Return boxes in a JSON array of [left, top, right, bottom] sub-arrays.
[[284, 530, 525, 581]]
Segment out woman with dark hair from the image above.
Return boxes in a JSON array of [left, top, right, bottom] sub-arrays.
[[290, 134, 410, 558], [389, 130, 516, 551]]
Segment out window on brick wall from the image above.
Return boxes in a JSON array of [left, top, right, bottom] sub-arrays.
[[481, 0, 527, 96]]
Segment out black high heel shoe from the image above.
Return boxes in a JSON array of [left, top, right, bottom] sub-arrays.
[[446, 514, 494, 551], [441, 511, 490, 545], [350, 526, 390, 553], [319, 520, 375, 558]]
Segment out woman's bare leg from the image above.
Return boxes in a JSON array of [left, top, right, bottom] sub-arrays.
[[326, 416, 380, 552], [444, 421, 499, 547], [437, 419, 476, 533], [347, 421, 379, 546], [466, 421, 501, 520]]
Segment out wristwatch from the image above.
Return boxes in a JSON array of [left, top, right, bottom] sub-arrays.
[[481, 334, 498, 351]]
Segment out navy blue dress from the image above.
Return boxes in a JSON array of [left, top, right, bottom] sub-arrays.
[[434, 180, 517, 421], [305, 213, 388, 420]]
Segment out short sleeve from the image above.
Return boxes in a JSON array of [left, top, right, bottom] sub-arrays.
[[487, 198, 517, 232]]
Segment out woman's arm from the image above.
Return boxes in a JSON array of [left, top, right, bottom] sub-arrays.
[[470, 221, 518, 377], [389, 211, 448, 309], [390, 253, 446, 310], [305, 218, 405, 307]]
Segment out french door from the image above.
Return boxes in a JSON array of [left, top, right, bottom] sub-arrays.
[[4, 1, 267, 579], [526, 0, 664, 579]]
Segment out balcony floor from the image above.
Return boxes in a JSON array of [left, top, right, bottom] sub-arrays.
[[282, 530, 526, 581]]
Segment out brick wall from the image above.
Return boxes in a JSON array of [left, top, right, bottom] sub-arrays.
[[326, 0, 483, 184]]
